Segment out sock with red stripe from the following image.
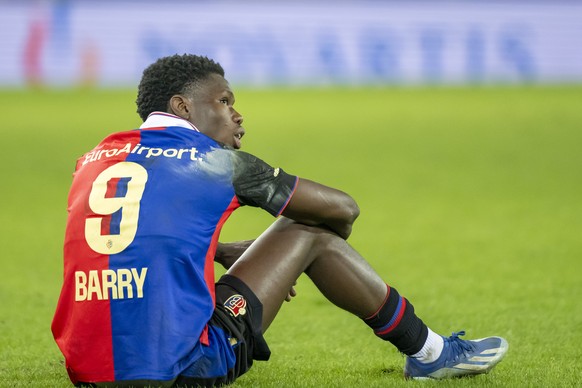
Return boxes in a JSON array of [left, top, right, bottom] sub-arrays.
[[363, 285, 429, 356]]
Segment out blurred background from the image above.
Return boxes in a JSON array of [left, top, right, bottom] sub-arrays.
[[2, 0, 582, 89], [1, 1, 582, 386]]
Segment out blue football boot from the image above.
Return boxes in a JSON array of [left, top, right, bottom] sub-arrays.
[[404, 331, 508, 379]]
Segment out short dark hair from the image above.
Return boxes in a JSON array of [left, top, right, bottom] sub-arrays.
[[136, 54, 225, 121]]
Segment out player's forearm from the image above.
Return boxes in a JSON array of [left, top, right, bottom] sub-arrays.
[[282, 179, 360, 239], [325, 218, 356, 240], [215, 240, 255, 269], [283, 208, 358, 240], [324, 197, 360, 239]]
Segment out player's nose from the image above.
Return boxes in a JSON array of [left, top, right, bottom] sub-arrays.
[[233, 108, 243, 125]]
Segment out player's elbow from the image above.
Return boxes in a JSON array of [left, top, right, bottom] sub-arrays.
[[342, 197, 360, 225], [333, 196, 360, 239]]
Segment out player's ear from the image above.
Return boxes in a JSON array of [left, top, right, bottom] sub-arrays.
[[168, 95, 192, 120]]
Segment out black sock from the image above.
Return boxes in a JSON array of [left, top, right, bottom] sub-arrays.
[[363, 284, 429, 355]]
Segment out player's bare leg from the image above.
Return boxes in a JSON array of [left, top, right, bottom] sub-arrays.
[[226, 217, 508, 379], [226, 216, 387, 330]]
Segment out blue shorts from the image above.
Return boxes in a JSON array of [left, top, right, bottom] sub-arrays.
[[175, 274, 271, 387]]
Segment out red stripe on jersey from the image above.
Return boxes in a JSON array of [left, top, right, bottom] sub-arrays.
[[200, 196, 241, 345], [141, 126, 167, 131], [277, 176, 299, 216], [98, 177, 121, 236], [52, 131, 142, 383], [106, 177, 121, 197]]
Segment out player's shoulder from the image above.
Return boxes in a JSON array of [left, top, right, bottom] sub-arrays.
[[227, 148, 266, 165]]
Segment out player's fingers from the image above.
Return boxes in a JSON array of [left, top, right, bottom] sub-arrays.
[[285, 286, 297, 302]]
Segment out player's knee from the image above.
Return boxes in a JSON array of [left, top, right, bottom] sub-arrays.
[[271, 217, 347, 255]]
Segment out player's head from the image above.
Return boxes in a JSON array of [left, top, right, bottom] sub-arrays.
[[136, 54, 224, 121], [136, 54, 245, 149]]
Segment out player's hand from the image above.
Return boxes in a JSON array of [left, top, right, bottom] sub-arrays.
[[215, 240, 255, 269]]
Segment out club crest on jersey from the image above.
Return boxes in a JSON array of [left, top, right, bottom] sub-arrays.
[[224, 294, 247, 317]]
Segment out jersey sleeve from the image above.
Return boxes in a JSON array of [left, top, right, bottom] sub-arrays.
[[230, 150, 298, 216]]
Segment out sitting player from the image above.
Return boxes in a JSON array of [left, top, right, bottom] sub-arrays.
[[52, 54, 508, 387]]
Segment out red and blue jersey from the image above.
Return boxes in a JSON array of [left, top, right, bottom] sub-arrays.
[[52, 113, 298, 383]]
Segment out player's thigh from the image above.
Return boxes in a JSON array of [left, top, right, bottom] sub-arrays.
[[226, 217, 336, 328]]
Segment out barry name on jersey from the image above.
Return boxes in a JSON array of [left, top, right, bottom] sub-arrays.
[[75, 268, 148, 301]]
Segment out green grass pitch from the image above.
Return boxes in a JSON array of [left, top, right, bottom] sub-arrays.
[[0, 85, 581, 387]]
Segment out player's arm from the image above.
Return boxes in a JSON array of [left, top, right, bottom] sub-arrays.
[[215, 239, 297, 301], [215, 240, 254, 269], [231, 150, 359, 240], [280, 178, 359, 240]]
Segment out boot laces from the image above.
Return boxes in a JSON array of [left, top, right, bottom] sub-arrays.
[[446, 331, 475, 362]]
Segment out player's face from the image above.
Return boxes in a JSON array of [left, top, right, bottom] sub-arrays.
[[186, 73, 245, 149]]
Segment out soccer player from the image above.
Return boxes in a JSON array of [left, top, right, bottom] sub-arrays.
[[52, 54, 508, 387]]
